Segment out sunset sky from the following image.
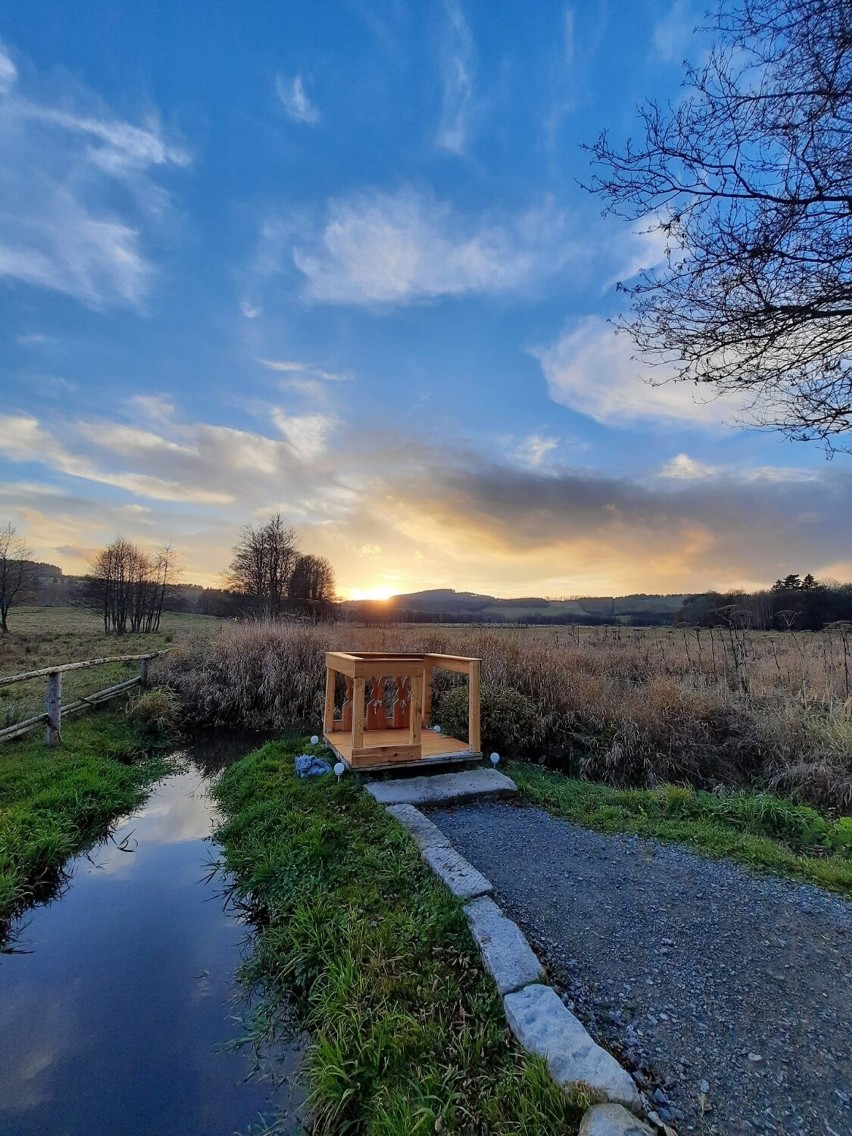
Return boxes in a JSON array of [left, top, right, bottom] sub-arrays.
[[1, 1, 850, 600]]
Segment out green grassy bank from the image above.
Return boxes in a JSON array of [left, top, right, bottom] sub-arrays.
[[510, 763, 852, 895], [0, 712, 168, 934], [213, 739, 589, 1136]]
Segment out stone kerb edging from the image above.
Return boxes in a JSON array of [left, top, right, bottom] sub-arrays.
[[382, 799, 654, 1136]]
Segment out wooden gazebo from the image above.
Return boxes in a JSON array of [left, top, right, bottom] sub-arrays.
[[323, 651, 481, 771]]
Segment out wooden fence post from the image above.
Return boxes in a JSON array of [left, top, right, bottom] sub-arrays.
[[46, 671, 62, 746], [139, 658, 150, 689]]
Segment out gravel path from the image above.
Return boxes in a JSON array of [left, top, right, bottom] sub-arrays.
[[427, 801, 852, 1136]]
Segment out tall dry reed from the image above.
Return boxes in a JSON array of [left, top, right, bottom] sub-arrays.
[[161, 621, 852, 813]]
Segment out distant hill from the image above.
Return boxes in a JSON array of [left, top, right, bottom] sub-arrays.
[[341, 588, 689, 626]]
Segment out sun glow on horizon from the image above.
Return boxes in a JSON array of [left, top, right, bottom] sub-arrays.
[[345, 585, 398, 601]]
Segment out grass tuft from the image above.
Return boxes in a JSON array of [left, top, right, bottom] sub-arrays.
[[214, 739, 584, 1135], [510, 762, 852, 895]]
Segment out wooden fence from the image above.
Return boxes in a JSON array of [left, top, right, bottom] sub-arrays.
[[0, 652, 168, 746]]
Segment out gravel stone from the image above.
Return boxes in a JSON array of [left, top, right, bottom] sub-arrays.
[[421, 845, 492, 898], [384, 804, 450, 850], [428, 800, 852, 1136], [463, 895, 544, 994], [366, 769, 516, 807], [504, 984, 641, 1109], [579, 1103, 653, 1136]]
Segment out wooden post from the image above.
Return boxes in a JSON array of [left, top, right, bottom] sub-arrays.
[[468, 659, 481, 754], [323, 667, 336, 734], [409, 672, 423, 751], [46, 671, 62, 746], [422, 662, 433, 725], [352, 676, 366, 752], [139, 658, 150, 689]]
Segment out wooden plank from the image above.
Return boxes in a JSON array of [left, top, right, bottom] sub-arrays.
[[352, 675, 366, 751], [323, 667, 336, 734], [350, 744, 420, 765], [423, 661, 433, 723], [0, 651, 167, 687], [468, 658, 481, 756], [354, 660, 424, 680], [0, 712, 49, 743], [423, 653, 476, 674], [325, 652, 359, 677]]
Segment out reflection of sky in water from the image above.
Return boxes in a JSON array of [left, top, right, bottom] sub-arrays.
[[0, 744, 303, 1136]]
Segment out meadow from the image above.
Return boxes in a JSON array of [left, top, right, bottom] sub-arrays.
[[162, 618, 852, 814]]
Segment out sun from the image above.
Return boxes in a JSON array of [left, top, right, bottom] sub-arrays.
[[347, 585, 397, 601]]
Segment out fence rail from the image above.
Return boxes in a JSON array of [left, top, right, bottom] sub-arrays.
[[0, 651, 167, 746]]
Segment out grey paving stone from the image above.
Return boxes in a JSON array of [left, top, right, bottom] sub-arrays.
[[579, 1103, 653, 1136], [366, 768, 516, 807], [421, 845, 493, 899], [384, 804, 451, 850], [503, 985, 640, 1111], [463, 895, 545, 994]]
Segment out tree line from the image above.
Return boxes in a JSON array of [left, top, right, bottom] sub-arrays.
[[0, 514, 336, 634], [677, 575, 852, 632]]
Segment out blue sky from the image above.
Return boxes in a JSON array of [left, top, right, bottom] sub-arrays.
[[1, 0, 850, 598]]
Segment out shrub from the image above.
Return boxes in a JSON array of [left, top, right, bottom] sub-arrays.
[[436, 683, 539, 756], [125, 687, 180, 743]]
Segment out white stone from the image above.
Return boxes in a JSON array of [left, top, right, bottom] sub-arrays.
[[422, 845, 493, 899], [366, 768, 517, 807], [463, 895, 545, 994], [503, 985, 640, 1111], [579, 1103, 653, 1136], [385, 804, 450, 850]]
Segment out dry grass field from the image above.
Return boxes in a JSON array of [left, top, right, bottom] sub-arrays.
[[0, 606, 220, 725], [161, 619, 852, 813]]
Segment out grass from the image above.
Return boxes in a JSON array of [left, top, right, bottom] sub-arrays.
[[0, 605, 220, 723], [0, 710, 168, 937], [509, 762, 852, 896], [213, 737, 590, 1136]]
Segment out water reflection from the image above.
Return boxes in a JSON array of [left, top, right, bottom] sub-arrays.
[[0, 733, 304, 1136]]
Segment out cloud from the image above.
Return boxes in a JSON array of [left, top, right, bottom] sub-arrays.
[[0, 42, 17, 95], [532, 316, 746, 428], [290, 187, 573, 305], [516, 433, 559, 468], [436, 0, 475, 155], [0, 40, 188, 309], [275, 74, 320, 125], [256, 358, 352, 382], [652, 1, 698, 64]]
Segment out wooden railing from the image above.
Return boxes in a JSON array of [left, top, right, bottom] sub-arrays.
[[0, 652, 168, 746]]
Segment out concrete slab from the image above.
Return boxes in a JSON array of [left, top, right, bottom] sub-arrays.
[[463, 895, 545, 994], [385, 804, 450, 851], [503, 985, 640, 1111], [579, 1104, 653, 1136], [422, 845, 493, 899], [366, 768, 517, 808]]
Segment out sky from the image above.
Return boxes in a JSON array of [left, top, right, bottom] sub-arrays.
[[1, 0, 850, 600]]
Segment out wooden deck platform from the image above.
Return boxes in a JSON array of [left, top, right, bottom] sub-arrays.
[[325, 728, 480, 771]]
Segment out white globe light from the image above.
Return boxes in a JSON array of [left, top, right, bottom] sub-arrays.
[[490, 752, 500, 766], [310, 735, 319, 745], [334, 762, 345, 777], [433, 724, 441, 733]]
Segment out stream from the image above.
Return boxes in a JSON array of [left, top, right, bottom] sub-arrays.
[[0, 734, 304, 1136]]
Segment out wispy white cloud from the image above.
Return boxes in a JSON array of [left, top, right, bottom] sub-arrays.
[[0, 38, 188, 309], [516, 433, 559, 469], [532, 316, 746, 428], [652, 1, 697, 64], [255, 358, 352, 382], [436, 0, 475, 155], [289, 187, 574, 305], [275, 74, 320, 125]]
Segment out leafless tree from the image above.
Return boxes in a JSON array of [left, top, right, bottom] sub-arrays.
[[227, 514, 300, 618], [586, 0, 852, 450], [0, 523, 33, 633], [289, 553, 337, 615], [88, 538, 177, 634]]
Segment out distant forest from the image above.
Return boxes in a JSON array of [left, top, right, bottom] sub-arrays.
[[19, 565, 852, 632]]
